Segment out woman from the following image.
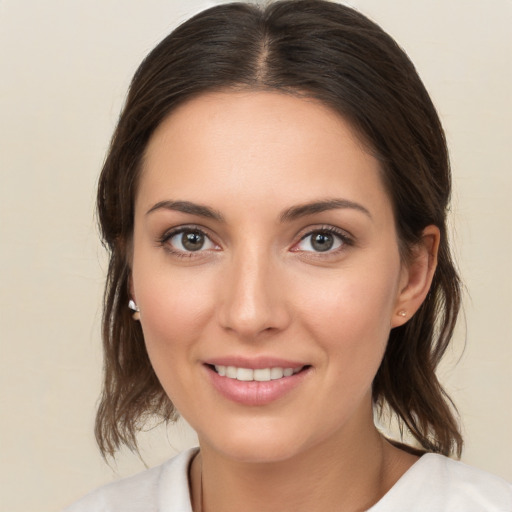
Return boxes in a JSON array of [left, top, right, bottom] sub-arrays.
[[65, 1, 512, 510]]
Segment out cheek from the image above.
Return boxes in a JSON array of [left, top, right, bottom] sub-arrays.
[[133, 262, 217, 367], [290, 259, 401, 377], [295, 263, 400, 336]]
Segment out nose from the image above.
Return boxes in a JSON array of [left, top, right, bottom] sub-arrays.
[[217, 246, 291, 339]]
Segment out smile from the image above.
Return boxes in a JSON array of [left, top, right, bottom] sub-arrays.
[[206, 362, 312, 406], [213, 365, 304, 381]]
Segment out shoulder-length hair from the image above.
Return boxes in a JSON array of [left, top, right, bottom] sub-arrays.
[[95, 0, 462, 458]]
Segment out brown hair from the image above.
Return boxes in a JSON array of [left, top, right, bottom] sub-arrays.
[[95, 0, 462, 458]]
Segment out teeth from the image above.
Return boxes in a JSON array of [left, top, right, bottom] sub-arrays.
[[214, 365, 303, 381], [270, 367, 284, 380], [226, 366, 237, 378], [253, 368, 271, 381], [236, 368, 253, 381]]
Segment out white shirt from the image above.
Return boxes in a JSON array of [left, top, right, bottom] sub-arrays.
[[64, 448, 512, 511]]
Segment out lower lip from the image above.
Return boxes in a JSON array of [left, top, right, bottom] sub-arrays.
[[205, 365, 311, 406]]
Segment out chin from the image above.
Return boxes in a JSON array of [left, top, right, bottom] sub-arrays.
[[196, 416, 329, 464]]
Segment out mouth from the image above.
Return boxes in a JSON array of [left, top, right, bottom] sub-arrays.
[[207, 364, 309, 382], [204, 361, 312, 405]]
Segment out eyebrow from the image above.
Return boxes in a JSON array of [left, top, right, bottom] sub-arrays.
[[146, 200, 224, 221], [280, 198, 372, 222], [146, 198, 371, 223]]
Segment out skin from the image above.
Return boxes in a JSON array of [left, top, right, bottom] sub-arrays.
[[131, 91, 439, 511]]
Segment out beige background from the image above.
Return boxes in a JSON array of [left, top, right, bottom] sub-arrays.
[[0, 0, 510, 511]]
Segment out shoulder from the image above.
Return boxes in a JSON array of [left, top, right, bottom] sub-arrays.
[[62, 448, 198, 512], [433, 455, 512, 510], [371, 453, 512, 512]]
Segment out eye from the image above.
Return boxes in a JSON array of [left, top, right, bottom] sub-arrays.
[[164, 228, 217, 253], [294, 229, 348, 253]]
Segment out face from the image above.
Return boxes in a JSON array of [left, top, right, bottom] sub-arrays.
[[131, 91, 412, 463]]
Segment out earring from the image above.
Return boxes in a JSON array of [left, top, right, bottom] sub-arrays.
[[398, 309, 407, 317], [128, 299, 140, 321]]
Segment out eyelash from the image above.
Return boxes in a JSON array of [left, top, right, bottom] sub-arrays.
[[158, 226, 219, 258], [157, 225, 353, 258], [293, 226, 353, 255]]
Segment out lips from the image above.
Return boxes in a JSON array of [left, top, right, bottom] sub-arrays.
[[203, 358, 311, 406]]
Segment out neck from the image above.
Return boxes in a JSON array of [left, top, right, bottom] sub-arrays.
[[190, 419, 417, 512]]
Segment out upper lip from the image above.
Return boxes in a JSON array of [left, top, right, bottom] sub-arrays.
[[204, 356, 308, 369]]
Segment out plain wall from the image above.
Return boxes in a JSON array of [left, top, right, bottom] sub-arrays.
[[0, 1, 510, 511]]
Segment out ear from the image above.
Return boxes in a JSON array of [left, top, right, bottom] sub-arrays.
[[391, 225, 440, 327]]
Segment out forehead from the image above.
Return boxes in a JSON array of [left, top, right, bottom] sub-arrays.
[[137, 90, 391, 221]]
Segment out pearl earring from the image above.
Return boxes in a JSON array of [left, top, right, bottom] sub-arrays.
[[398, 310, 407, 317], [128, 299, 141, 320]]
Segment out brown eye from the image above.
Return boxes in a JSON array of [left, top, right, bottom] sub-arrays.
[[181, 231, 205, 251], [166, 228, 216, 253]]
